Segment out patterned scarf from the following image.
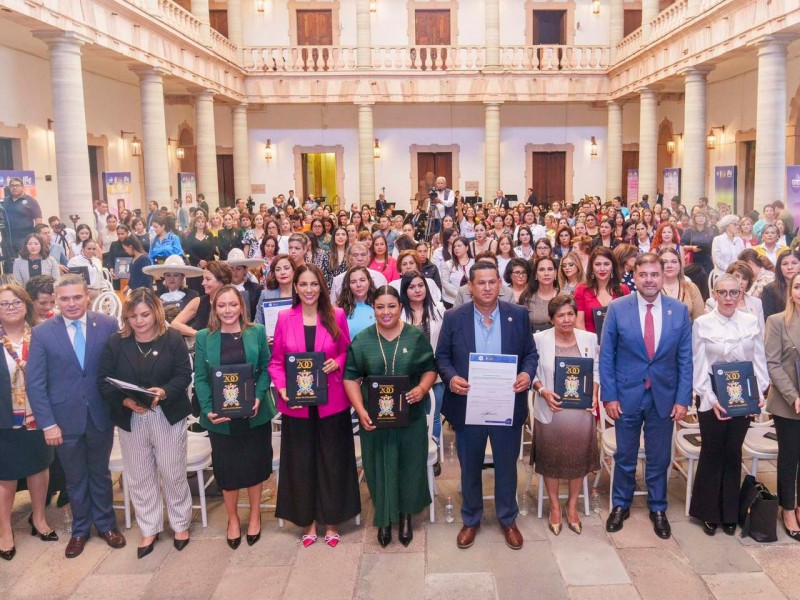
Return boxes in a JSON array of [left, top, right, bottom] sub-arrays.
[[0, 323, 34, 429]]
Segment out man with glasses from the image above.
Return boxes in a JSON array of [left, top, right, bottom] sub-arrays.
[[1, 177, 42, 272]]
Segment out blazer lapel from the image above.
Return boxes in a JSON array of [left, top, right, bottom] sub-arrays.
[[461, 305, 477, 353], [784, 319, 800, 357], [314, 314, 329, 352], [243, 327, 259, 366], [206, 330, 222, 368], [653, 296, 673, 359], [624, 295, 649, 359], [499, 303, 513, 356]]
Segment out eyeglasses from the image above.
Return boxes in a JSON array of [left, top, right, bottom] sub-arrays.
[[716, 290, 741, 299], [511, 271, 528, 277], [0, 300, 24, 310]]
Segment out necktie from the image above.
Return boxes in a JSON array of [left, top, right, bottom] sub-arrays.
[[644, 304, 655, 389], [72, 321, 85, 370]]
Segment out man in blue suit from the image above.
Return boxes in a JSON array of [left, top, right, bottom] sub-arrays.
[[27, 274, 126, 558], [599, 253, 692, 539], [437, 262, 538, 550]]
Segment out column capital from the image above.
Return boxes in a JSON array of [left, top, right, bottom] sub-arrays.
[[130, 65, 171, 80], [679, 65, 714, 80], [32, 30, 93, 48], [355, 101, 375, 107], [231, 103, 248, 114], [483, 101, 503, 107], [194, 89, 217, 100], [637, 87, 659, 101], [607, 99, 624, 110], [750, 33, 794, 52]]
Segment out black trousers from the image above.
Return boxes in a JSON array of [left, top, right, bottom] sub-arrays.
[[689, 410, 750, 524], [774, 415, 800, 510]]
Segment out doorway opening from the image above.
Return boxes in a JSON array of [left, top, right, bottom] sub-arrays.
[[302, 152, 337, 206], [530, 151, 566, 205], [742, 140, 756, 214]]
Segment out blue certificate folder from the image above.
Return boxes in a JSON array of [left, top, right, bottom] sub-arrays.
[[710, 361, 759, 418], [553, 356, 594, 409]]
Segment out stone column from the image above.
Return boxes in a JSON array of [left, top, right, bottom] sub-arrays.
[[609, 0, 624, 62], [642, 0, 659, 42], [485, 0, 500, 69], [33, 31, 94, 224], [355, 0, 372, 69], [232, 104, 251, 201], [227, 0, 243, 62], [606, 100, 623, 202], [682, 67, 712, 205], [191, 0, 212, 47], [132, 66, 170, 208], [638, 87, 659, 203], [754, 36, 790, 210], [357, 103, 376, 205], [195, 90, 220, 209], [485, 102, 502, 199]]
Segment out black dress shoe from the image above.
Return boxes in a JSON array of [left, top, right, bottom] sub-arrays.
[[56, 491, 70, 508], [173, 537, 190, 551], [398, 514, 413, 547], [0, 537, 15, 561], [701, 521, 717, 536], [605, 507, 630, 532], [28, 515, 59, 541], [227, 520, 241, 549], [377, 525, 392, 548], [783, 522, 800, 542], [650, 511, 671, 539], [433, 460, 442, 477], [246, 531, 261, 546], [722, 523, 736, 536], [137, 535, 158, 559]]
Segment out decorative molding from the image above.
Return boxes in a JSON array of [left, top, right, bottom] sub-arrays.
[[288, 0, 342, 46], [408, 0, 460, 44], [524, 1, 575, 46], [524, 143, 575, 204]]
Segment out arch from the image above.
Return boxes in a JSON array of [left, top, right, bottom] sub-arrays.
[[657, 118, 674, 189]]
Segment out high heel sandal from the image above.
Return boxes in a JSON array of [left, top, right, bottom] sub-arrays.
[[0, 536, 15, 561], [227, 519, 242, 550], [301, 534, 317, 548], [137, 534, 159, 559], [566, 505, 582, 535], [782, 510, 800, 542], [246, 515, 262, 547], [173, 534, 190, 551], [28, 514, 58, 542], [548, 506, 562, 536]]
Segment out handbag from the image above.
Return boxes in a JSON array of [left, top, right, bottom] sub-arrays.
[[738, 475, 779, 543]]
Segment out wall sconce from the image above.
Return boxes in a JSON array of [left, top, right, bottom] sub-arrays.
[[121, 130, 141, 156], [264, 139, 273, 160], [47, 118, 54, 130], [373, 138, 381, 159], [666, 140, 676, 155], [176, 147, 185, 160], [369, 0, 377, 13], [255, 0, 265, 13], [706, 126, 724, 150], [590, 136, 598, 158], [592, 0, 600, 15]]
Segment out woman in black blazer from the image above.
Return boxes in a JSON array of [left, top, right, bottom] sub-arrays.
[[98, 288, 194, 559]]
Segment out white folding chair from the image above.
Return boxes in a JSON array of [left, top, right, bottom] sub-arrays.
[[672, 406, 701, 517], [108, 430, 131, 529], [518, 390, 534, 460], [91, 290, 122, 325], [185, 415, 215, 527], [743, 424, 778, 478], [425, 390, 439, 522]]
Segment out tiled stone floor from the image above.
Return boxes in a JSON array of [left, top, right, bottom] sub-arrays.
[[2, 427, 798, 599]]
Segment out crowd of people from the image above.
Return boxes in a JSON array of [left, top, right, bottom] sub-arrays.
[[2, 176, 800, 565]]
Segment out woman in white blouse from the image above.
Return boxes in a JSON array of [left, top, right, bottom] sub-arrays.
[[711, 215, 744, 275], [705, 261, 765, 334], [690, 274, 768, 537]]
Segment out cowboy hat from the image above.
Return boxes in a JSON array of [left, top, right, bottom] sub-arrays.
[[225, 248, 264, 269], [142, 254, 204, 279]]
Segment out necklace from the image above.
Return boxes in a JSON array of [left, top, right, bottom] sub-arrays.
[[135, 338, 156, 358], [376, 323, 403, 375]]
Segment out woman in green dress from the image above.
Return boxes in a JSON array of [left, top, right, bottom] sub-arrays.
[[344, 286, 437, 548]]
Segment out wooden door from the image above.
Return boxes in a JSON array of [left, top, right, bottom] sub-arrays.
[[0, 139, 14, 170], [622, 151, 639, 203], [217, 155, 235, 208], [623, 10, 642, 37], [416, 153, 453, 207], [532, 11, 566, 68], [297, 9, 333, 71], [530, 152, 566, 205], [209, 10, 228, 37], [414, 10, 450, 71], [743, 141, 756, 214]]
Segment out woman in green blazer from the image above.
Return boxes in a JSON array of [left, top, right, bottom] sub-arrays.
[[194, 285, 275, 550]]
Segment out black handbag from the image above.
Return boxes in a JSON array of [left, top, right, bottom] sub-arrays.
[[738, 475, 779, 543]]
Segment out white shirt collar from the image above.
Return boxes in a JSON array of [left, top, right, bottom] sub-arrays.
[[636, 292, 662, 311], [63, 313, 88, 328]]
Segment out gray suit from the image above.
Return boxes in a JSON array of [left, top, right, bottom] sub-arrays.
[[765, 313, 800, 421]]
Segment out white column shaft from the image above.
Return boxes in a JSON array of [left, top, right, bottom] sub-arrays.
[[485, 103, 501, 198], [642, 0, 659, 42], [606, 101, 623, 201], [683, 69, 709, 204], [485, 0, 500, 68], [754, 38, 789, 210], [638, 88, 659, 202], [232, 105, 251, 201], [227, 0, 243, 62], [191, 0, 212, 46], [137, 70, 170, 208], [357, 104, 376, 205], [195, 91, 219, 209], [356, 0, 372, 69]]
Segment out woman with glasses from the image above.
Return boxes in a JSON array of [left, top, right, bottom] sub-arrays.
[[706, 261, 765, 334], [504, 257, 531, 304]]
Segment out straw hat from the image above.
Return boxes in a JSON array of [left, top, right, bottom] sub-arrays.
[[142, 254, 204, 279], [225, 248, 265, 269]]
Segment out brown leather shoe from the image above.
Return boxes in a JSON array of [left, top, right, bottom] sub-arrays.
[[65, 536, 88, 559], [100, 529, 127, 549], [502, 522, 523, 550], [456, 525, 480, 549]]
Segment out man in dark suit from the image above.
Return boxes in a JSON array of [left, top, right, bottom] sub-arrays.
[[436, 262, 538, 550], [495, 190, 510, 209], [27, 274, 126, 558], [375, 193, 389, 217], [599, 253, 692, 540]]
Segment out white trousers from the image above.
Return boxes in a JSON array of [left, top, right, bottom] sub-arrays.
[[118, 407, 192, 537]]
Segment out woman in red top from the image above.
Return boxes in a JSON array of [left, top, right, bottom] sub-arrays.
[[574, 246, 630, 334], [369, 234, 400, 282]]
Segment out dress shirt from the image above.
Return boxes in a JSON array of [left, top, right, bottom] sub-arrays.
[[636, 292, 662, 352], [63, 314, 88, 345], [473, 303, 502, 355], [637, 238, 651, 254], [691, 309, 769, 412], [711, 234, 745, 272]]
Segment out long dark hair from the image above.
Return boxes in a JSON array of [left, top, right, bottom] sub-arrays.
[[265, 254, 294, 291], [291, 264, 340, 341], [520, 256, 558, 305], [440, 228, 457, 263], [772, 248, 799, 302], [399, 270, 437, 325], [586, 246, 625, 297], [337, 266, 376, 318], [328, 226, 349, 269]]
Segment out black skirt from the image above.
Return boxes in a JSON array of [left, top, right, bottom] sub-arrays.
[[0, 429, 53, 481], [275, 407, 361, 527], [208, 421, 273, 491]]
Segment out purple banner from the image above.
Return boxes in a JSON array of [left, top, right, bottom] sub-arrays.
[[626, 169, 638, 204], [0, 170, 36, 198], [178, 173, 197, 207], [715, 166, 737, 212], [787, 166, 800, 229], [102, 172, 133, 216], [663, 168, 681, 203]]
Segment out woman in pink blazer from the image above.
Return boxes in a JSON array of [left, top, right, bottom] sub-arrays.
[[268, 264, 361, 548]]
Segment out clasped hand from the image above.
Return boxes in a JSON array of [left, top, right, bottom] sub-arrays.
[[450, 372, 530, 395], [208, 397, 261, 424]]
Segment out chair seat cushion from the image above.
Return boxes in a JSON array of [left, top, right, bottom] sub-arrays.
[[743, 427, 778, 456]]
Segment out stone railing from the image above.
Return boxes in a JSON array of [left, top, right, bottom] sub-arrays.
[[210, 27, 239, 64], [156, 0, 202, 42], [245, 44, 610, 73], [648, 0, 690, 41], [615, 28, 643, 63], [699, 0, 727, 11]]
